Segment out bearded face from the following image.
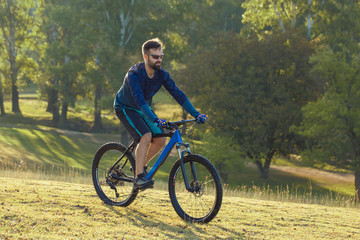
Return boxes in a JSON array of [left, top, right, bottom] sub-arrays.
[[145, 47, 164, 71]]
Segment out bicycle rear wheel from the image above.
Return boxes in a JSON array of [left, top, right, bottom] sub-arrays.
[[168, 154, 223, 223], [92, 142, 137, 206]]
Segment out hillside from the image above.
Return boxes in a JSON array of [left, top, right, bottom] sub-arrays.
[[0, 123, 356, 198], [1, 177, 360, 239], [0, 91, 355, 196]]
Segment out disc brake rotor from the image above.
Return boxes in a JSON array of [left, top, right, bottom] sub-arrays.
[[190, 180, 204, 197]]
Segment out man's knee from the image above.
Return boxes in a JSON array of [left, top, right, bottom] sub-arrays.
[[140, 132, 152, 144]]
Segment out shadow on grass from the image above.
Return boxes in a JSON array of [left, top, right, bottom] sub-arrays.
[[105, 204, 244, 239], [0, 126, 99, 170], [0, 111, 119, 133], [0, 112, 53, 128]]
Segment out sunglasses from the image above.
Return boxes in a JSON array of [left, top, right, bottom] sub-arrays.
[[146, 54, 164, 60]]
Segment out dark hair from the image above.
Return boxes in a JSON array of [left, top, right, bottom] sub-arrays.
[[142, 38, 163, 55]]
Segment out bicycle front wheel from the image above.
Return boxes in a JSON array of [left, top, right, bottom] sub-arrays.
[[168, 154, 223, 223], [92, 142, 137, 206]]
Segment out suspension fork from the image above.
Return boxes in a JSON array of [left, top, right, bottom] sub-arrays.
[[176, 143, 198, 192]]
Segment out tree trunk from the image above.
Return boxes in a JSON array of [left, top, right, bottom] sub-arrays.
[[355, 164, 360, 201], [0, 74, 5, 116], [351, 145, 360, 201], [46, 87, 55, 112], [59, 102, 68, 129], [348, 129, 360, 200], [255, 160, 268, 178], [52, 103, 60, 125], [264, 150, 275, 172], [92, 84, 103, 131], [46, 87, 57, 112], [46, 86, 60, 125], [8, 1, 20, 113], [46, 28, 60, 120], [11, 83, 20, 113], [255, 150, 275, 179], [10, 43, 20, 113], [51, 88, 60, 125]]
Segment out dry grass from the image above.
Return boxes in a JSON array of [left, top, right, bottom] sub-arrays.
[[1, 94, 360, 239], [1, 176, 360, 239]]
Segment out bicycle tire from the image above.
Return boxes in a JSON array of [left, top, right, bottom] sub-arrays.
[[92, 142, 138, 206], [168, 154, 223, 223]]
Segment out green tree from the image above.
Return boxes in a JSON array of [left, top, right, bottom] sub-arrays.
[[295, 0, 360, 199], [0, 0, 41, 113], [316, 0, 360, 55], [179, 31, 316, 178], [40, 0, 61, 123], [242, 0, 324, 40], [80, 0, 144, 131], [297, 47, 360, 199], [40, 0, 91, 128], [182, 0, 244, 50]]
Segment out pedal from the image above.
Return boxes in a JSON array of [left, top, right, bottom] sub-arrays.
[[133, 182, 154, 192]]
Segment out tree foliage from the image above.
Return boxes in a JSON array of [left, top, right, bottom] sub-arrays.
[[293, 1, 360, 199], [178, 30, 316, 178], [1, 0, 360, 196], [40, 0, 92, 127], [296, 45, 360, 197], [0, 0, 41, 113], [242, 0, 324, 40], [39, 0, 203, 130]]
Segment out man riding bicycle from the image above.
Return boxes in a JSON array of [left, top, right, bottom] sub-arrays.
[[114, 38, 207, 191]]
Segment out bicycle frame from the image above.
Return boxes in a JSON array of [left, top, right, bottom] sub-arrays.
[[146, 129, 183, 178], [144, 128, 197, 192], [107, 120, 198, 191]]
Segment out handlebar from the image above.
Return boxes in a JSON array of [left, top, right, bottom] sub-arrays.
[[164, 119, 197, 130]]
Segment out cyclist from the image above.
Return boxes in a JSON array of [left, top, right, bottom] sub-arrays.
[[114, 38, 207, 191]]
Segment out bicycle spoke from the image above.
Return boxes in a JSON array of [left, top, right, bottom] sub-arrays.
[[203, 179, 214, 185]]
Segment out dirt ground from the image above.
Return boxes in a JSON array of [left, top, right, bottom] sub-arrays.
[[271, 165, 354, 185]]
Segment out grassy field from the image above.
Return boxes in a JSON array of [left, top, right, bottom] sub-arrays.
[[1, 91, 359, 239], [0, 92, 356, 196], [1, 177, 360, 239], [0, 122, 356, 201]]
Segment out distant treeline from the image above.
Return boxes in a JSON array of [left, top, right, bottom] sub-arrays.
[[0, 0, 359, 198]]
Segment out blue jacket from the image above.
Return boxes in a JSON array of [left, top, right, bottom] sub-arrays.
[[114, 63, 199, 122]]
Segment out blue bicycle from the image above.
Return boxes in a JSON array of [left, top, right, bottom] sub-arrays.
[[92, 119, 223, 223]]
